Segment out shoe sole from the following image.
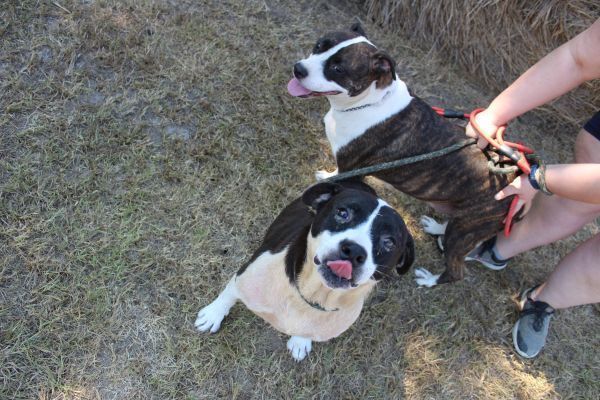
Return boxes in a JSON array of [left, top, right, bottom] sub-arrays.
[[512, 319, 539, 359], [435, 233, 508, 270], [435, 234, 507, 270], [464, 255, 507, 271]]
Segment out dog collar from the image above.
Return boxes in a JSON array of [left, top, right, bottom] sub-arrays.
[[293, 269, 339, 312], [340, 103, 374, 113], [338, 89, 392, 113], [296, 287, 339, 312]]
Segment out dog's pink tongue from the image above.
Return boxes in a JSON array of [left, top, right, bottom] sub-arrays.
[[326, 260, 352, 279], [287, 78, 312, 97]]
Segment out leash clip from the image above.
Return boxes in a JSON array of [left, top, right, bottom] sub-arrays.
[[497, 144, 520, 163]]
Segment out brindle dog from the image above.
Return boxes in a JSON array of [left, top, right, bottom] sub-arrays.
[[288, 23, 517, 286]]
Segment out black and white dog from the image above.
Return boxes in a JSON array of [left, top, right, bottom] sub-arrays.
[[195, 181, 414, 361], [288, 24, 516, 287]]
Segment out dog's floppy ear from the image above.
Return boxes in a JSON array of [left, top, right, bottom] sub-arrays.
[[396, 233, 415, 275], [372, 51, 396, 88], [350, 22, 367, 38], [302, 182, 343, 212]]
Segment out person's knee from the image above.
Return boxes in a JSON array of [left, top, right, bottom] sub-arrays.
[[575, 129, 600, 163]]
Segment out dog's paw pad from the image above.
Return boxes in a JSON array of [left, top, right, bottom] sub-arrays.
[[419, 215, 447, 236], [414, 267, 440, 287], [287, 336, 312, 362], [195, 303, 228, 333], [315, 169, 338, 181]]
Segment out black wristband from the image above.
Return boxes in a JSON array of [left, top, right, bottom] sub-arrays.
[[528, 164, 541, 190]]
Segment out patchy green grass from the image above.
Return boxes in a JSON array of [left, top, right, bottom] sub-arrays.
[[1, 0, 598, 399]]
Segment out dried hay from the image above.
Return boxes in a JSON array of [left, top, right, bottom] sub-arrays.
[[365, 0, 599, 128]]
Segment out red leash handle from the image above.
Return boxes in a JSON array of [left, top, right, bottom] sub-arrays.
[[469, 109, 531, 171], [505, 197, 522, 237], [431, 106, 471, 119]]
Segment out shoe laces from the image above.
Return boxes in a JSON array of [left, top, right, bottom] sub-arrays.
[[477, 237, 505, 263], [477, 237, 496, 256], [522, 299, 554, 331]]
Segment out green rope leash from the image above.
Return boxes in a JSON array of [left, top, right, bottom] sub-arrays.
[[324, 138, 477, 182], [487, 153, 541, 175]]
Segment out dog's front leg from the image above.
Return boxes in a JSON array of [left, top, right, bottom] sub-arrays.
[[195, 277, 239, 333], [414, 267, 442, 287], [415, 218, 484, 287], [414, 250, 465, 287], [420, 215, 448, 236], [286, 336, 312, 362]]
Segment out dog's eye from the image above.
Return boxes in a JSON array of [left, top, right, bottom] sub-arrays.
[[332, 65, 344, 74], [381, 237, 396, 251], [335, 208, 351, 223], [314, 40, 332, 53]]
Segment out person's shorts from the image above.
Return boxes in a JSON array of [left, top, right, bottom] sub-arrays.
[[583, 111, 600, 141]]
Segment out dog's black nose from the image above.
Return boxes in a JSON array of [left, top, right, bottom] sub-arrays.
[[293, 62, 308, 79], [339, 240, 367, 265]]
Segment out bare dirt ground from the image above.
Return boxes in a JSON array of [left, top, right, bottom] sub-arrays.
[[1, 0, 598, 399]]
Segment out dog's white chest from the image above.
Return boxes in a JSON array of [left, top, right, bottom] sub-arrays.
[[324, 81, 413, 156], [235, 251, 372, 342], [324, 109, 379, 156]]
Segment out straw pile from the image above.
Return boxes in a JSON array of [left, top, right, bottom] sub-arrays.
[[365, 0, 599, 128]]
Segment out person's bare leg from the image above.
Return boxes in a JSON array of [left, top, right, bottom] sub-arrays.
[[529, 233, 600, 309], [507, 129, 600, 358], [494, 129, 600, 259], [512, 232, 600, 358]]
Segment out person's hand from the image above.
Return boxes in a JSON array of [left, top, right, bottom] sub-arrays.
[[466, 109, 501, 150], [494, 174, 538, 215]]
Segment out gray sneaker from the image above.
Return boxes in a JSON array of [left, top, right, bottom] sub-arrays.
[[512, 286, 555, 358], [465, 236, 510, 270]]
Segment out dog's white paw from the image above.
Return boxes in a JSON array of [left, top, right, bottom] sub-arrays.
[[420, 216, 447, 236], [315, 168, 338, 181], [195, 302, 229, 333], [287, 336, 312, 362], [414, 267, 440, 288]]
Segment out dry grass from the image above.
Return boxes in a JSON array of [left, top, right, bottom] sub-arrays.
[[365, 0, 600, 128], [1, 0, 598, 399]]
